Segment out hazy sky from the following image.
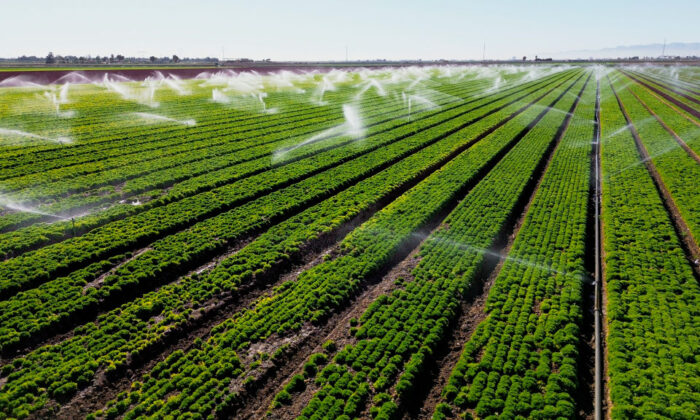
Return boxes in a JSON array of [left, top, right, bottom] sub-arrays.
[[1, 0, 698, 60]]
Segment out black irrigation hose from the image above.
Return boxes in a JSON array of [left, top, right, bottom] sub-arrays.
[[593, 79, 603, 420]]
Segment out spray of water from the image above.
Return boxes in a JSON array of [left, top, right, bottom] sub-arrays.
[[0, 195, 70, 220], [152, 72, 190, 95], [272, 104, 365, 161], [212, 88, 231, 104], [401, 91, 439, 120], [429, 234, 571, 276], [354, 79, 387, 100], [0, 127, 72, 145], [102, 74, 159, 107], [40, 83, 76, 117], [601, 116, 656, 143], [605, 141, 684, 180], [55, 71, 93, 85], [313, 76, 337, 105], [251, 92, 278, 113], [132, 112, 196, 126], [0, 76, 43, 89]]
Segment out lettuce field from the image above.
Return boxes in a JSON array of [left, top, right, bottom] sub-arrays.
[[0, 64, 698, 419]]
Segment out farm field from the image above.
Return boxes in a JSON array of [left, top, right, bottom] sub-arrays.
[[0, 64, 698, 420]]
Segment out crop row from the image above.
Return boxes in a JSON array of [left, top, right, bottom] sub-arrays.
[[434, 76, 595, 420], [0, 72, 529, 216], [0, 70, 534, 170], [620, 70, 700, 120], [599, 75, 699, 418], [0, 70, 584, 420], [0, 75, 496, 204], [3, 74, 468, 191], [86, 72, 584, 420], [631, 67, 700, 95]]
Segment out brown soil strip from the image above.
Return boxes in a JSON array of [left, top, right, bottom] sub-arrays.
[[628, 89, 700, 164], [619, 70, 700, 120], [610, 78, 700, 279], [82, 247, 152, 292]]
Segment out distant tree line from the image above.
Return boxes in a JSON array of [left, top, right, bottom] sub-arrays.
[[0, 53, 219, 65], [41, 52, 217, 65]]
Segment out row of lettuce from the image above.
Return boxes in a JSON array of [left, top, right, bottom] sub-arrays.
[[268, 68, 700, 419], [611, 73, 700, 245]]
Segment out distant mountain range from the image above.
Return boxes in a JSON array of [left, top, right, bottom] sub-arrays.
[[544, 42, 700, 59]]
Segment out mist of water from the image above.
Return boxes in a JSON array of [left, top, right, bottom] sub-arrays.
[[132, 112, 196, 126], [40, 83, 75, 117], [431, 234, 573, 277], [54, 71, 93, 85], [273, 103, 365, 161], [605, 140, 684, 180], [0, 127, 72, 145], [354, 79, 387, 100], [0, 196, 66, 219], [402, 91, 439, 120], [601, 116, 656, 143], [212, 88, 231, 104], [313, 76, 337, 105], [0, 76, 43, 89]]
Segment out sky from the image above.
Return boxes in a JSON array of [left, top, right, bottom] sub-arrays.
[[1, 0, 698, 60]]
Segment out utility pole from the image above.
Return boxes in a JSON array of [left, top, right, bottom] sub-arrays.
[[482, 42, 486, 61], [345, 45, 348, 62], [661, 38, 666, 57]]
